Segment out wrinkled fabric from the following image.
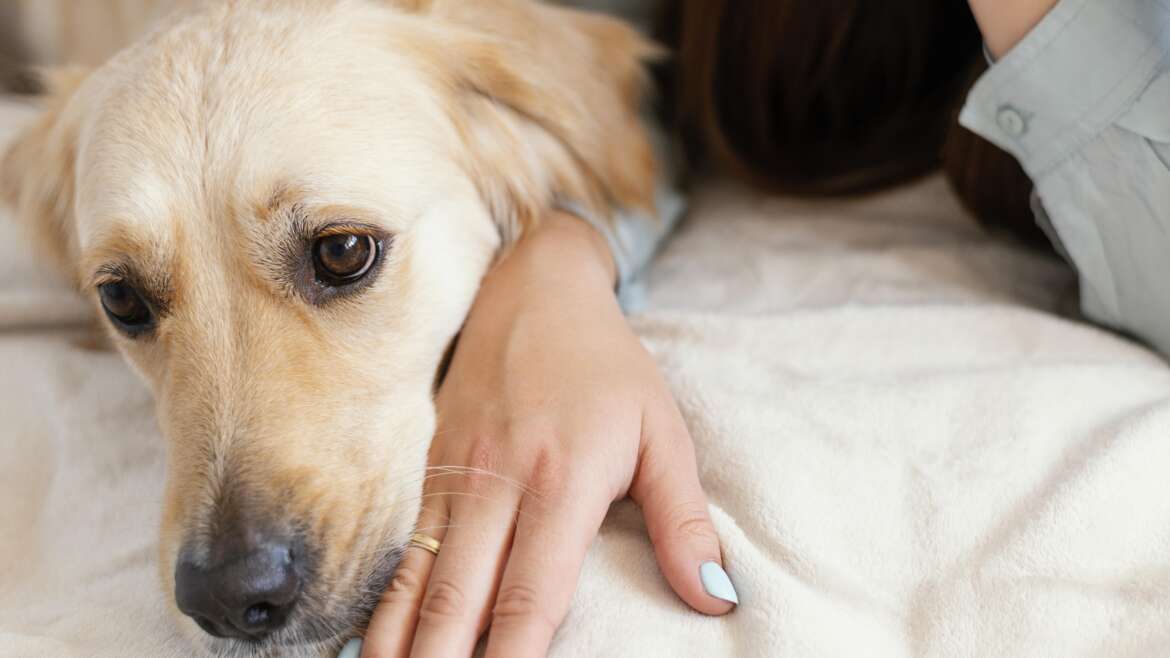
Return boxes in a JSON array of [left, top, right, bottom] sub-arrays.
[[961, 0, 1170, 356], [5, 90, 1170, 657]]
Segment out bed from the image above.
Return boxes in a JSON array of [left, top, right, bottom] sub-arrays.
[[2, 95, 1169, 657]]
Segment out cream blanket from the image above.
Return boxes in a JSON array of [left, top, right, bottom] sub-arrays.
[[2, 97, 1169, 657]]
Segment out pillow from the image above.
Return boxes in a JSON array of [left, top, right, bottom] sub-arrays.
[[0, 96, 90, 330]]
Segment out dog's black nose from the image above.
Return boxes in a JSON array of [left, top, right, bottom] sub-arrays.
[[174, 537, 302, 640]]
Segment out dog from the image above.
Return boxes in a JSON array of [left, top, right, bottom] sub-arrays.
[[0, 1, 659, 655]]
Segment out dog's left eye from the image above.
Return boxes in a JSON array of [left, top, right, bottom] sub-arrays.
[[98, 281, 154, 335], [313, 233, 378, 285]]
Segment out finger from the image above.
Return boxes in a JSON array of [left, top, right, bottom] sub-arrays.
[[483, 474, 610, 658], [630, 404, 737, 615], [409, 465, 524, 657], [360, 486, 451, 658]]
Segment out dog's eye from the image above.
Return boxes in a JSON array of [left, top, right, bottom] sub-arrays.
[[98, 281, 154, 334], [313, 233, 378, 285]]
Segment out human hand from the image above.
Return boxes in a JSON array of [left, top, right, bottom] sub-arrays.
[[354, 210, 738, 658]]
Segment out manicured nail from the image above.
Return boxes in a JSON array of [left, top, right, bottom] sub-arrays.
[[699, 561, 739, 605], [337, 637, 363, 658]]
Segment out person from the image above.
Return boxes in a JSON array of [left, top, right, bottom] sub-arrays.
[[350, 1, 1170, 657]]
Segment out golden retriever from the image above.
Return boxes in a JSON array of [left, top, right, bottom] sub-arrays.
[[1, 1, 658, 655]]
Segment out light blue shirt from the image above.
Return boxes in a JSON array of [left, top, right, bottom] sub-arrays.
[[554, 0, 684, 310], [960, 0, 1170, 354], [562, 122, 685, 311], [573, 0, 1170, 355]]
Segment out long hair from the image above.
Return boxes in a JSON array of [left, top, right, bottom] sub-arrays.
[[657, 0, 1041, 245]]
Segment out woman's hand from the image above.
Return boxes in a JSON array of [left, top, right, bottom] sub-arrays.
[[358, 210, 737, 658]]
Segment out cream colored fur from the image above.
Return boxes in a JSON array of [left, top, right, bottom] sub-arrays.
[[0, 1, 658, 655]]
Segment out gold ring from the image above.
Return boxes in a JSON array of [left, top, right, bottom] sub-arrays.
[[409, 532, 441, 556]]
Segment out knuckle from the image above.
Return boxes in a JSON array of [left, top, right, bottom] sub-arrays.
[[384, 563, 425, 600], [665, 501, 717, 544], [463, 434, 506, 495], [419, 579, 467, 623], [466, 434, 502, 472], [526, 446, 570, 500], [492, 583, 554, 630]]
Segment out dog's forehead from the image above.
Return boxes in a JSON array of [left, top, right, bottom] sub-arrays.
[[75, 1, 463, 245]]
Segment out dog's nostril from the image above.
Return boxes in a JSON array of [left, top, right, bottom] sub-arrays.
[[243, 603, 272, 628], [174, 535, 303, 640]]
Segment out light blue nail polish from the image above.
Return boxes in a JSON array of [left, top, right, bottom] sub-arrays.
[[699, 561, 739, 605], [337, 637, 363, 658]]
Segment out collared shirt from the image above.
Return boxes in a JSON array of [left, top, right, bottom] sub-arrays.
[[571, 0, 1170, 347], [960, 0, 1170, 354]]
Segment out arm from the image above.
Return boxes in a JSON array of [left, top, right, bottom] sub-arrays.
[[961, 0, 1170, 355], [358, 210, 734, 658], [967, 0, 1059, 58], [568, 123, 688, 310]]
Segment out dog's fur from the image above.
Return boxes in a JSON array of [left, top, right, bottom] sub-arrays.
[[1, 1, 658, 655]]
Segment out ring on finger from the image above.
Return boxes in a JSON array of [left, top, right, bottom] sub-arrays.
[[409, 532, 442, 556]]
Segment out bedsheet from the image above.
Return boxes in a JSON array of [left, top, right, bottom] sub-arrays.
[[2, 96, 1169, 657]]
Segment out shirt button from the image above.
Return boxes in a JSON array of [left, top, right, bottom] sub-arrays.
[[996, 105, 1028, 137]]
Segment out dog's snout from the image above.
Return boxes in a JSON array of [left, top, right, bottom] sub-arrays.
[[174, 534, 302, 640]]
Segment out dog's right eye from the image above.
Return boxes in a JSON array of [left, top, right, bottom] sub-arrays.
[[312, 233, 379, 286], [98, 281, 154, 335]]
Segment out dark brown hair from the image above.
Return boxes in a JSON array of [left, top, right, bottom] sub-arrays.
[[657, 0, 1041, 245]]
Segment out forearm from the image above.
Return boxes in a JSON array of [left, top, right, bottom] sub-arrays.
[[363, 209, 728, 658], [472, 210, 619, 326], [518, 210, 617, 287], [968, 0, 1059, 58]]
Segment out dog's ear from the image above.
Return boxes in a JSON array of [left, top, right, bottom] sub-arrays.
[[413, 0, 662, 239], [1, 68, 88, 279]]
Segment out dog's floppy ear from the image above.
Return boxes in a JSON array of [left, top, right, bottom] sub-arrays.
[[415, 0, 662, 240], [1, 68, 89, 279]]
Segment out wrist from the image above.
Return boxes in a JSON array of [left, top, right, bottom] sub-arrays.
[[520, 210, 618, 286], [488, 210, 618, 295], [471, 210, 621, 321], [969, 0, 1059, 58]]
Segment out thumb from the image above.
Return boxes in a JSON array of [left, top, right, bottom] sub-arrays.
[[629, 404, 738, 615]]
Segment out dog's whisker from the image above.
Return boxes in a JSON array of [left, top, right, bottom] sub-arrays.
[[411, 521, 505, 534], [423, 464, 538, 496], [414, 490, 538, 518], [411, 494, 541, 525], [415, 502, 451, 518]]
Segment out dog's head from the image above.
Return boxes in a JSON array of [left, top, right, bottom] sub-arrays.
[[1, 0, 657, 654]]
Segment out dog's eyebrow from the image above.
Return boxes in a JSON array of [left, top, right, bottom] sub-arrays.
[[82, 223, 175, 314], [88, 260, 174, 315], [258, 183, 390, 231], [265, 186, 291, 212], [257, 183, 307, 223]]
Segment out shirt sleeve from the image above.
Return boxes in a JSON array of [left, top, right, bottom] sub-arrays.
[[560, 119, 687, 312], [960, 0, 1170, 355]]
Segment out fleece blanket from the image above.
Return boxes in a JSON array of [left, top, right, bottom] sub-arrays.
[[2, 95, 1170, 658]]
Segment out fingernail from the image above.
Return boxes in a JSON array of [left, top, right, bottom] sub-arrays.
[[699, 561, 739, 605], [337, 637, 363, 658]]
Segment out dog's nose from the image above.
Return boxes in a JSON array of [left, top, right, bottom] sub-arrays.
[[174, 537, 302, 640]]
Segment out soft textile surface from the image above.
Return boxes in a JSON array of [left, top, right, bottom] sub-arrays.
[[2, 95, 1169, 657]]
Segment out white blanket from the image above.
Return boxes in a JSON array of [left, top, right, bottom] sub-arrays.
[[2, 96, 1169, 657]]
